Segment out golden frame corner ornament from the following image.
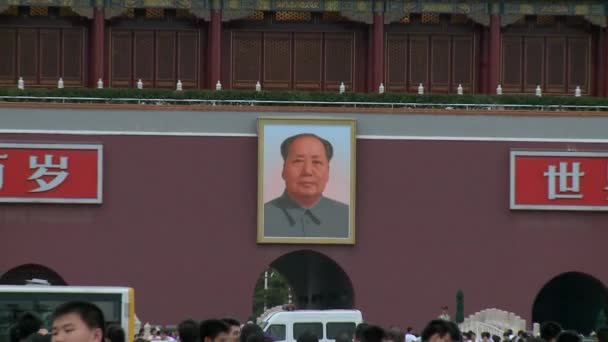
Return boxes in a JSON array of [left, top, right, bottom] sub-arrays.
[[256, 117, 357, 245]]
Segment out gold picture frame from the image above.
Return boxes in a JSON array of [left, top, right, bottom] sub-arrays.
[[257, 117, 357, 244]]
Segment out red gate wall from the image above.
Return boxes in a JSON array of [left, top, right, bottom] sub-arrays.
[[1, 132, 607, 329]]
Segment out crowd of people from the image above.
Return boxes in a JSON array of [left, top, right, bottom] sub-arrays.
[[7, 301, 608, 342]]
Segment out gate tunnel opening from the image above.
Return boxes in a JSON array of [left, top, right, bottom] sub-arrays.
[[532, 272, 607, 334]]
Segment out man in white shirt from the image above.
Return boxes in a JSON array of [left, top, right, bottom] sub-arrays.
[[438, 306, 451, 321], [405, 327, 419, 342]]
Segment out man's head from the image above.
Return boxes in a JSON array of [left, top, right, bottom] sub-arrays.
[[244, 333, 271, 342], [239, 324, 263, 342], [200, 320, 229, 342], [51, 301, 105, 342], [335, 331, 353, 342], [441, 307, 449, 315], [406, 328, 414, 334], [221, 318, 241, 342], [555, 331, 580, 342], [297, 331, 320, 342], [540, 322, 562, 342], [104, 325, 125, 342], [11, 312, 43, 342], [178, 319, 199, 342], [360, 325, 386, 342], [421, 320, 460, 342], [385, 327, 403, 342], [527, 337, 545, 342], [355, 323, 370, 342], [280, 133, 333, 208], [10, 325, 20, 342], [481, 333, 490, 341]]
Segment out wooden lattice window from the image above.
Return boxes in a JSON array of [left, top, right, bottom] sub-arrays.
[[294, 33, 322, 90], [264, 33, 291, 88], [232, 32, 262, 88], [245, 11, 264, 21], [386, 34, 407, 91], [146, 8, 164, 18], [325, 34, 353, 86], [231, 31, 355, 91], [0, 6, 18, 16], [122, 8, 135, 18], [275, 11, 311, 22], [30, 6, 48, 16], [537, 15, 555, 26], [0, 27, 86, 86], [451, 13, 468, 24], [421, 13, 440, 24], [399, 14, 410, 24]]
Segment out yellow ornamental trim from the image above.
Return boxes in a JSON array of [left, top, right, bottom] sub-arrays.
[[520, 4, 534, 15], [227, 0, 239, 10], [539, 4, 569, 14], [143, 0, 174, 8], [325, 0, 339, 12], [575, 5, 589, 16], [275, 0, 320, 10], [421, 3, 451, 12], [357, 0, 369, 12]]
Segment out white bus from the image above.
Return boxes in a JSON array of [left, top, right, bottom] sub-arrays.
[[0, 285, 135, 342]]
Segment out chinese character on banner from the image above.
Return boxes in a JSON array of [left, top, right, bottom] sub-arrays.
[[543, 162, 585, 200], [0, 143, 101, 203], [0, 154, 7, 190], [28, 154, 70, 193], [511, 151, 608, 211], [606, 162, 608, 194]]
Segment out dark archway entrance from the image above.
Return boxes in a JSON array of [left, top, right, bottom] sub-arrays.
[[532, 272, 607, 334], [270, 250, 354, 310], [0, 264, 67, 285], [252, 250, 354, 318]]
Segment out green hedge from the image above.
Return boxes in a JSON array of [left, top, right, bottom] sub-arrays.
[[1, 87, 607, 107]]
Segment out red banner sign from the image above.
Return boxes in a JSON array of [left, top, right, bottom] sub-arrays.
[[511, 151, 608, 211], [0, 143, 102, 203]]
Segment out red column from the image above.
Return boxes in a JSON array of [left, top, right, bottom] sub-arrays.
[[209, 10, 222, 89], [90, 7, 105, 87], [479, 27, 490, 94], [488, 14, 500, 94], [366, 26, 373, 92], [603, 27, 608, 97], [371, 13, 385, 93]]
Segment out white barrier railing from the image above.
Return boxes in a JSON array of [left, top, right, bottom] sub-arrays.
[[459, 321, 504, 337], [459, 308, 526, 337]]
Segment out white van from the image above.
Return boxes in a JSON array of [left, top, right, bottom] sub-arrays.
[[260, 310, 363, 342]]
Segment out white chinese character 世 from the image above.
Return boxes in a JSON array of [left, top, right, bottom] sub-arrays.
[[0, 154, 7, 190], [28, 154, 69, 193], [543, 162, 585, 200]]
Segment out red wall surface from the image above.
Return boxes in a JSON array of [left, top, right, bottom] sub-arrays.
[[1, 133, 607, 330]]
